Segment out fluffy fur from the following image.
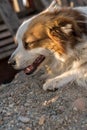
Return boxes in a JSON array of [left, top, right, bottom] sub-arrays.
[[8, 7, 87, 91]]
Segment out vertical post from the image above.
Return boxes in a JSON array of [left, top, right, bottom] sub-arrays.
[[0, 0, 20, 36], [18, 0, 24, 10]]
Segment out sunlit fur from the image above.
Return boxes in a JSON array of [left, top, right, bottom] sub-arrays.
[[9, 7, 87, 91]]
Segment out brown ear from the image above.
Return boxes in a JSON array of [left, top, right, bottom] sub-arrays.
[[47, 17, 81, 42]]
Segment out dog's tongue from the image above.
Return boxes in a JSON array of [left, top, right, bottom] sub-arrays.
[[24, 65, 35, 74], [24, 55, 45, 75]]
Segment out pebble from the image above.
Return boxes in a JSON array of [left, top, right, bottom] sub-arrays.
[[39, 115, 46, 125], [6, 112, 12, 116], [24, 103, 29, 107], [18, 116, 30, 123], [9, 104, 14, 108], [73, 98, 86, 111], [0, 117, 3, 125], [58, 106, 64, 114], [26, 127, 32, 130], [0, 109, 2, 114]]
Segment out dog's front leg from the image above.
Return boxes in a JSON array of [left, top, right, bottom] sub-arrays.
[[43, 69, 78, 91]]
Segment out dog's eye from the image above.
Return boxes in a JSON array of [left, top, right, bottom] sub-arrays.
[[24, 42, 29, 49]]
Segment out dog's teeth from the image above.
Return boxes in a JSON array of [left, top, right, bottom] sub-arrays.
[[27, 68, 31, 71]]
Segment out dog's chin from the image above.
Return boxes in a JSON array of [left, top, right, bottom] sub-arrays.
[[24, 55, 45, 75]]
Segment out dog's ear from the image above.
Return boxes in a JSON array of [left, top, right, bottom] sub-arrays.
[[60, 23, 73, 35], [46, 17, 81, 42]]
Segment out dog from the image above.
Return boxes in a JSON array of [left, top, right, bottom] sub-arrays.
[[8, 7, 87, 91]]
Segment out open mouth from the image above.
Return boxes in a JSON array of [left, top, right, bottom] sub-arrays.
[[24, 55, 45, 75]]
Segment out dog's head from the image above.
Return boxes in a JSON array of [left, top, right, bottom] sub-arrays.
[[8, 8, 86, 75]]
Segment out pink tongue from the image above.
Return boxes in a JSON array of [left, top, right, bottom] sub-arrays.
[[24, 65, 34, 74]]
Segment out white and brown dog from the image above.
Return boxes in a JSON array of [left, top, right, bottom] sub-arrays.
[[8, 4, 87, 91]]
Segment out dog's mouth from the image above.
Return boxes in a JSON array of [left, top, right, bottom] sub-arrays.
[[24, 55, 45, 75]]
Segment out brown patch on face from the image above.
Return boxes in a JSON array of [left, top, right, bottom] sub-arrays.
[[23, 21, 47, 49], [23, 25, 65, 55], [23, 8, 87, 55]]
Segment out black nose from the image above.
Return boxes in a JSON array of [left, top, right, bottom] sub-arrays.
[[8, 58, 16, 66]]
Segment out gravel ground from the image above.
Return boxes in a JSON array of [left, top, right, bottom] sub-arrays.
[[0, 71, 87, 130]]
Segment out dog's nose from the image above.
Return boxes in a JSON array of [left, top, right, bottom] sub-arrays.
[[8, 58, 16, 66]]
